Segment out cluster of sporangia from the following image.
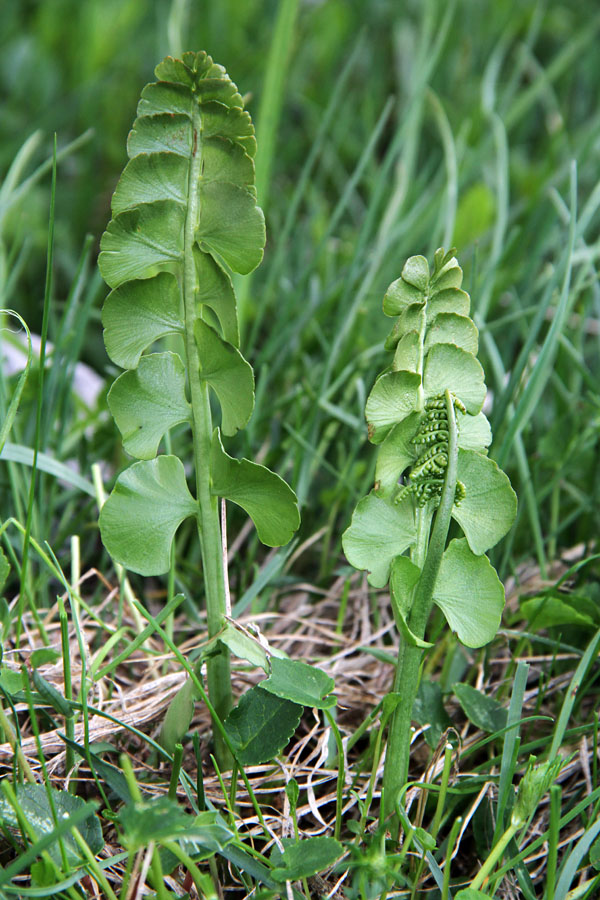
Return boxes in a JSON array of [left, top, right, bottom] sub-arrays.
[[397, 394, 467, 507]]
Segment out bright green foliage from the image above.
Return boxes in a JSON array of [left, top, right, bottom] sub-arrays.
[[453, 682, 508, 733], [98, 51, 300, 576], [118, 798, 234, 858], [345, 249, 518, 820], [223, 686, 303, 765], [343, 249, 517, 649], [100, 456, 197, 576], [96, 52, 300, 765], [511, 755, 564, 828], [0, 784, 103, 866], [270, 836, 344, 882], [260, 657, 336, 709]]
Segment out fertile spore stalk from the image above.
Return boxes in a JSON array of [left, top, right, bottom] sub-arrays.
[[97, 52, 299, 767], [343, 249, 517, 823]]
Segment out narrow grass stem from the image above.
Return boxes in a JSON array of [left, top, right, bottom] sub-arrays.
[[163, 840, 219, 899], [470, 822, 518, 892], [441, 816, 463, 900], [0, 704, 36, 782], [58, 597, 75, 783], [71, 827, 120, 900], [184, 99, 232, 768], [382, 390, 458, 823], [324, 707, 345, 840], [430, 741, 454, 841], [545, 784, 561, 900], [168, 743, 184, 801], [17, 137, 56, 646]]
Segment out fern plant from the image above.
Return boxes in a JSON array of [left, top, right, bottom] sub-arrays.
[[343, 249, 517, 821], [97, 52, 300, 766]]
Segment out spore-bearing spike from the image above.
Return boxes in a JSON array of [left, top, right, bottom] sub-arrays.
[[399, 392, 465, 508], [413, 428, 449, 445]]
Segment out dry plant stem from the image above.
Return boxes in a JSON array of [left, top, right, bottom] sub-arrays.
[[382, 389, 458, 824], [183, 100, 232, 768]]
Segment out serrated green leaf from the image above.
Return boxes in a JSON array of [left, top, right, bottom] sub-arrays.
[[160, 677, 196, 753], [433, 539, 505, 648], [210, 430, 299, 546], [453, 450, 517, 555], [453, 682, 507, 733], [0, 784, 103, 866], [365, 371, 421, 443], [260, 657, 336, 709], [99, 199, 184, 289], [213, 621, 271, 671], [223, 685, 302, 765], [374, 411, 420, 497], [197, 182, 265, 274], [102, 273, 183, 369], [423, 344, 486, 414], [342, 491, 416, 588], [270, 836, 344, 882], [108, 352, 191, 459], [99, 456, 197, 575], [195, 320, 254, 436], [425, 312, 479, 355], [390, 556, 432, 648]]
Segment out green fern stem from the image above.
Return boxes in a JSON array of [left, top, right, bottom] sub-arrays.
[[382, 389, 458, 824], [184, 97, 232, 768]]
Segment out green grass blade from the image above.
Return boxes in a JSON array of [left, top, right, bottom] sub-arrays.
[[494, 660, 529, 838], [0, 312, 31, 453], [237, 0, 300, 329], [496, 164, 577, 468], [0, 443, 95, 497], [550, 626, 600, 759], [553, 816, 600, 900]]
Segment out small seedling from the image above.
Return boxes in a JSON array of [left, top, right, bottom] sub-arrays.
[[342, 249, 517, 820], [97, 52, 300, 766]]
